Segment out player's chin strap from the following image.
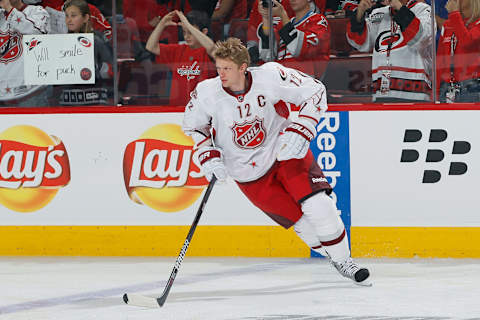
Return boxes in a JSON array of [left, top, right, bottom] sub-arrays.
[[277, 118, 317, 161]]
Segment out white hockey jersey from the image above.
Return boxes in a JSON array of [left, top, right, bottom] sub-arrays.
[[346, 1, 433, 101], [182, 62, 327, 183], [0, 5, 50, 101]]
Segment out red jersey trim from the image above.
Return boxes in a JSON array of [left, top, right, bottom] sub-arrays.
[[321, 229, 346, 246], [347, 20, 368, 46], [372, 66, 427, 75], [406, 0, 418, 9], [401, 16, 420, 43], [5, 8, 14, 19]]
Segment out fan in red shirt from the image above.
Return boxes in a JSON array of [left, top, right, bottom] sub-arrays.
[[211, 0, 248, 40], [437, 0, 480, 102], [146, 10, 216, 106], [123, 0, 178, 44], [212, 0, 248, 24]]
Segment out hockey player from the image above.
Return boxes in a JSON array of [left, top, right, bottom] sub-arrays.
[[0, 0, 50, 106], [256, 0, 330, 79], [182, 37, 371, 285], [346, 0, 434, 102]]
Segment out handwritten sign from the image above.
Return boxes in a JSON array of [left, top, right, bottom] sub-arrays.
[[23, 33, 95, 85]]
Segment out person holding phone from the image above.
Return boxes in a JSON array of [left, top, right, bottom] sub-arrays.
[[256, 0, 331, 79], [346, 0, 434, 102]]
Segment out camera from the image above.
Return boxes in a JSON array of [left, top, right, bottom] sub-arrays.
[[262, 0, 276, 8]]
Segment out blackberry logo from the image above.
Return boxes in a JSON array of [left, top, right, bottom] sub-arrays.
[[400, 129, 471, 183]]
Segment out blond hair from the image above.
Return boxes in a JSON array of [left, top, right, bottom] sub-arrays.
[[468, 0, 480, 24], [213, 37, 251, 68]]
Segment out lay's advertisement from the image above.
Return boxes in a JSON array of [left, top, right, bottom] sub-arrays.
[[123, 124, 208, 212], [0, 113, 309, 257], [0, 125, 70, 213]]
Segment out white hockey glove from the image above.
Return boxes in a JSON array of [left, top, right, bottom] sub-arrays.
[[277, 118, 317, 161], [196, 146, 228, 182]]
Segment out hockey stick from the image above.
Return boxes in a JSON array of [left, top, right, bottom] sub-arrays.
[[123, 176, 217, 308]]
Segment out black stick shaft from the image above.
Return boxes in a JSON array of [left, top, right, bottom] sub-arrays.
[[156, 176, 217, 306]]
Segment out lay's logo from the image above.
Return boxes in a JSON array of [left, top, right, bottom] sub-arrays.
[[123, 124, 208, 212], [0, 125, 70, 212]]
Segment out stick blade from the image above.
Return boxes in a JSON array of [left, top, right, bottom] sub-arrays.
[[123, 293, 161, 308]]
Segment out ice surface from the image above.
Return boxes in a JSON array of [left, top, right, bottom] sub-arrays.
[[0, 257, 479, 319]]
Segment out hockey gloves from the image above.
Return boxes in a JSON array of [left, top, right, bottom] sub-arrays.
[[277, 118, 317, 161], [196, 146, 228, 182]]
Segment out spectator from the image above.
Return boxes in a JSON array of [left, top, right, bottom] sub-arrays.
[[37, 0, 112, 39], [146, 10, 216, 106], [0, 0, 50, 107], [256, 0, 331, 79], [211, 0, 248, 40], [347, 0, 434, 102], [56, 0, 113, 105], [248, 0, 294, 54], [437, 0, 480, 102], [123, 0, 177, 44], [425, 0, 448, 29], [425, 0, 448, 46], [247, 0, 324, 64]]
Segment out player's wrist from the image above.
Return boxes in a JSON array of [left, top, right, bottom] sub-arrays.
[[292, 118, 317, 141], [197, 147, 222, 166]]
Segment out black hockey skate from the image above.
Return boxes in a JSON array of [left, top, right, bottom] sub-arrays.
[[331, 257, 372, 286]]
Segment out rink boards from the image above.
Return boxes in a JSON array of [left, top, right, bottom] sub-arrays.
[[0, 106, 478, 258]]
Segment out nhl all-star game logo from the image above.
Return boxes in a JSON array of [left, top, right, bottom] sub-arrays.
[[231, 117, 266, 149], [0, 31, 22, 63]]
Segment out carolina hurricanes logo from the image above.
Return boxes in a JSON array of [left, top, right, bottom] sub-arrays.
[[232, 118, 266, 149], [77, 36, 92, 48], [25, 38, 41, 51], [0, 31, 22, 64], [374, 30, 407, 53]]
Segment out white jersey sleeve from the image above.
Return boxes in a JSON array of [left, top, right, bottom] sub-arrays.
[[5, 6, 50, 35], [182, 82, 215, 150], [347, 7, 385, 52], [261, 62, 327, 124]]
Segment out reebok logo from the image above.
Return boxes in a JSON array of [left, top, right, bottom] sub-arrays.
[[400, 129, 471, 183], [312, 177, 327, 183]]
